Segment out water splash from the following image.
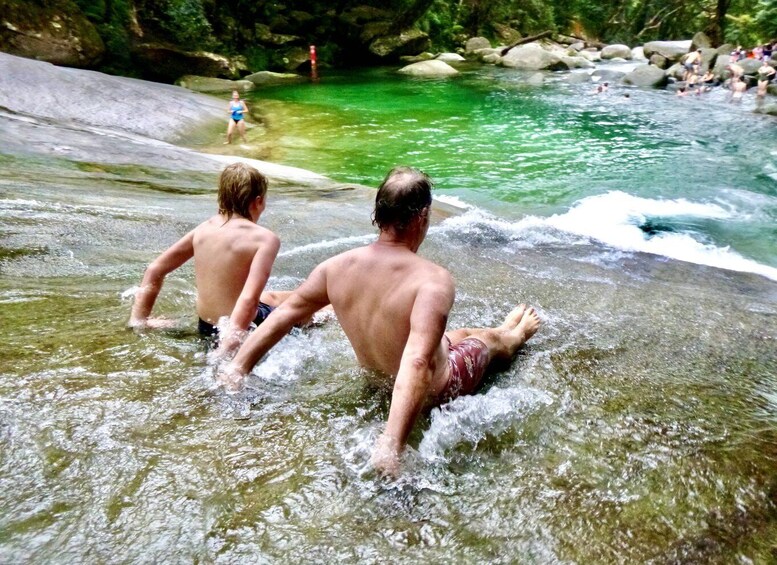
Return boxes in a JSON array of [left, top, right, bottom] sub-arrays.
[[419, 386, 554, 461]]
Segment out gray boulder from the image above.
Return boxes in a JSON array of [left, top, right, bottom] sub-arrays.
[[175, 76, 254, 93], [133, 44, 247, 82], [601, 44, 633, 60], [244, 71, 306, 87], [482, 53, 502, 65], [500, 43, 565, 71], [713, 54, 731, 78], [578, 50, 601, 62], [622, 64, 668, 87], [436, 52, 466, 63], [400, 52, 435, 63], [739, 58, 763, 75], [650, 54, 669, 69], [0, 5, 104, 68], [691, 32, 713, 51], [370, 29, 431, 59], [397, 59, 459, 77], [465, 37, 492, 54], [665, 63, 685, 80], [754, 103, 777, 116], [699, 48, 718, 71], [643, 41, 692, 63], [560, 55, 595, 69]]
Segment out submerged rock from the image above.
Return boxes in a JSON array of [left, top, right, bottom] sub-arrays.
[[622, 64, 668, 87]]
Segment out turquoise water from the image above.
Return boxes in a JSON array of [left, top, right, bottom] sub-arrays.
[[250, 65, 777, 277]]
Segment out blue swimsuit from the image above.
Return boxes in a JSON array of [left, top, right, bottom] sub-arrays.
[[230, 101, 244, 122]]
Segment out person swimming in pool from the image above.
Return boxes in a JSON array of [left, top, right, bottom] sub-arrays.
[[219, 166, 541, 476], [226, 90, 248, 144]]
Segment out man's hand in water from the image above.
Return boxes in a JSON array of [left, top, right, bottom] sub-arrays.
[[371, 434, 402, 478]]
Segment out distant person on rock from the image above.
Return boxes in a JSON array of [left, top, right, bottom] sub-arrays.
[[218, 166, 542, 476], [226, 90, 248, 145]]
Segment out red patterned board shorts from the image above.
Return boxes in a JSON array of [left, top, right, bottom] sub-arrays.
[[437, 336, 492, 404]]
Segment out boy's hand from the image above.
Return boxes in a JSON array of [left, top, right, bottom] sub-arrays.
[[216, 364, 246, 393], [371, 434, 402, 478]]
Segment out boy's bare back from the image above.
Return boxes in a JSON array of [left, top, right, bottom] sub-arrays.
[[194, 214, 279, 325]]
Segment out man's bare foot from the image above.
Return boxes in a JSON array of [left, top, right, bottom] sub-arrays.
[[508, 305, 541, 346], [501, 304, 527, 330]]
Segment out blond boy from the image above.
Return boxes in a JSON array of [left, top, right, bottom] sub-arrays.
[[130, 162, 285, 349]]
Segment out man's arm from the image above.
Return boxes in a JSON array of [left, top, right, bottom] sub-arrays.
[[372, 276, 455, 476], [219, 261, 331, 389], [129, 231, 195, 328], [215, 234, 280, 355]]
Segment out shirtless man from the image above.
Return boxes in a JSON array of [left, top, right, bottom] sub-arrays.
[[757, 60, 776, 99], [130, 162, 291, 352], [730, 76, 748, 102], [220, 166, 541, 475]]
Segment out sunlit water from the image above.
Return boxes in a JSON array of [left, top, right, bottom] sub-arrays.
[[1, 63, 776, 562]]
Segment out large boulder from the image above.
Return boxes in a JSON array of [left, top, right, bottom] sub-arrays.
[[370, 29, 431, 59], [500, 43, 565, 71], [175, 76, 254, 93], [254, 24, 299, 46], [0, 1, 104, 68], [691, 32, 713, 51], [132, 44, 247, 82], [579, 49, 601, 62], [738, 58, 764, 76], [601, 44, 633, 60], [436, 52, 466, 63], [244, 71, 306, 87], [649, 54, 669, 69], [643, 41, 692, 63], [699, 48, 718, 71], [465, 37, 492, 54], [622, 64, 668, 87], [632, 46, 647, 60], [560, 55, 595, 69], [397, 59, 458, 77]]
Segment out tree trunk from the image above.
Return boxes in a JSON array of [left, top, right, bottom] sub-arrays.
[[710, 0, 731, 46]]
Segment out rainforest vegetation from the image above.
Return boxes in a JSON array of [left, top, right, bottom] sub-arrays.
[[3, 0, 777, 76]]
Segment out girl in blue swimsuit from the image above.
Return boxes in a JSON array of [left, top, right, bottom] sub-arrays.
[[226, 90, 248, 144]]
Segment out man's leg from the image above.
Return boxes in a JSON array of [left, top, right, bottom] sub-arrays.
[[446, 304, 541, 363]]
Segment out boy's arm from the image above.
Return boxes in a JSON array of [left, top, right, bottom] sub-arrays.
[[372, 277, 454, 477], [218, 261, 331, 389], [216, 234, 280, 354], [129, 231, 195, 327]]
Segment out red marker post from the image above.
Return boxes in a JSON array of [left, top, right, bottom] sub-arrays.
[[310, 44, 319, 82]]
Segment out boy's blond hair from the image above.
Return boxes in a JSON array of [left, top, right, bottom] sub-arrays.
[[217, 162, 268, 220]]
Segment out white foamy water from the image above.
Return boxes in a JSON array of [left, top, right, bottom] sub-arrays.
[[419, 386, 554, 461], [438, 191, 777, 281]]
